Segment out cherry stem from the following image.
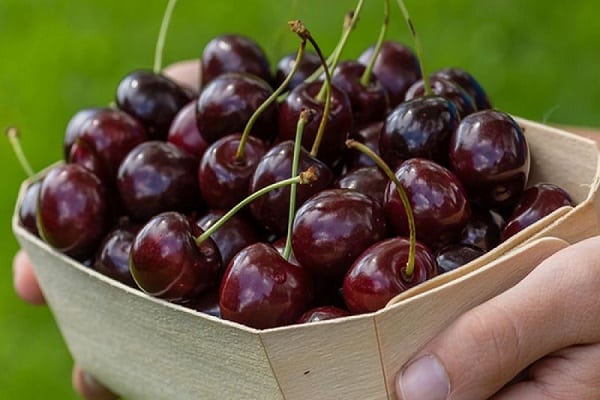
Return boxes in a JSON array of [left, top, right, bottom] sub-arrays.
[[360, 0, 390, 87], [345, 139, 416, 277], [235, 31, 307, 161], [283, 109, 311, 261], [153, 0, 178, 73], [395, 0, 431, 96], [195, 168, 317, 246], [5, 127, 34, 178]]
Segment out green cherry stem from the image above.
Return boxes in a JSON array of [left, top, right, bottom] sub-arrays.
[[395, 0, 431, 96], [360, 0, 390, 87], [153, 0, 178, 73], [325, 0, 364, 84], [283, 109, 312, 261], [235, 32, 307, 161], [5, 127, 34, 177], [195, 168, 317, 246], [345, 139, 416, 277]]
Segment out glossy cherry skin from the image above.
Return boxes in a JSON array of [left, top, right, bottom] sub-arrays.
[[292, 188, 388, 281], [219, 242, 314, 329], [343, 237, 437, 314], [37, 164, 110, 260], [167, 101, 209, 161], [449, 110, 530, 211], [433, 67, 492, 110], [185, 286, 221, 318], [384, 158, 471, 249], [380, 96, 459, 168], [18, 180, 41, 237], [274, 51, 321, 91], [358, 41, 421, 107], [117, 141, 201, 222], [93, 223, 140, 288], [278, 80, 353, 167], [501, 183, 573, 241], [460, 207, 502, 251], [405, 76, 476, 119], [201, 34, 272, 87], [344, 121, 383, 170], [198, 133, 267, 210], [65, 107, 148, 186], [116, 70, 191, 140], [335, 166, 387, 205], [196, 73, 278, 144], [196, 209, 263, 266], [296, 306, 350, 323], [130, 211, 221, 303], [436, 244, 484, 274], [249, 141, 334, 236], [331, 60, 389, 125], [63, 107, 103, 159]]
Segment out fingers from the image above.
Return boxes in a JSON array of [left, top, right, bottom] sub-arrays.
[[162, 59, 201, 93], [12, 249, 45, 305], [72, 365, 118, 400], [395, 236, 600, 400]]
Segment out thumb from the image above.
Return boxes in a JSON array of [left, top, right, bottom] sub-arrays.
[[394, 236, 600, 400]]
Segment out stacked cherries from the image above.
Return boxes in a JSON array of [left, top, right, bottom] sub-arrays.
[[19, 7, 574, 330]]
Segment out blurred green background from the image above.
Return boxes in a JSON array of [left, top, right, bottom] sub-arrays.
[[1, 0, 599, 397]]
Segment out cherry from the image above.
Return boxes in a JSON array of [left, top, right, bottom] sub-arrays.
[[116, 70, 191, 140], [274, 51, 320, 91], [185, 286, 221, 318], [200, 34, 272, 87], [296, 306, 350, 323], [63, 107, 103, 159], [357, 41, 421, 107], [384, 158, 471, 249], [334, 166, 387, 205], [343, 237, 437, 314], [433, 67, 492, 110], [501, 183, 573, 240], [343, 121, 383, 170], [167, 100, 209, 160], [93, 222, 140, 288], [37, 163, 110, 260], [130, 211, 221, 302], [405, 76, 476, 118], [435, 244, 484, 274], [196, 73, 278, 144], [292, 188, 388, 281], [116, 141, 201, 222], [18, 180, 41, 237], [219, 242, 314, 329], [449, 110, 530, 211], [460, 207, 502, 251]]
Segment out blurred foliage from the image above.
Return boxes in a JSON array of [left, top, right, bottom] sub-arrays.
[[1, 0, 599, 397]]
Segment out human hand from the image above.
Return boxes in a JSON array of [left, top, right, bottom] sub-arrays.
[[395, 235, 600, 399]]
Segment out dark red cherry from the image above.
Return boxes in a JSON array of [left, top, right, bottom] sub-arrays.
[[249, 141, 334, 236], [18, 180, 41, 237], [93, 222, 140, 288], [198, 133, 267, 210], [196, 209, 263, 266], [384, 158, 471, 249], [185, 286, 221, 318], [449, 110, 530, 211], [37, 164, 110, 260], [343, 237, 437, 314], [432, 67, 492, 110], [335, 166, 387, 205], [219, 242, 314, 329], [292, 188, 388, 281], [200, 34, 272, 87], [117, 141, 201, 222], [405, 76, 476, 119], [460, 207, 502, 252], [116, 70, 191, 140], [167, 101, 209, 161], [196, 73, 278, 144], [501, 183, 573, 241], [435, 243, 484, 274], [331, 60, 389, 125], [344, 121, 383, 170], [358, 41, 421, 107], [380, 95, 459, 168], [296, 306, 350, 323], [278, 80, 353, 167], [274, 51, 321, 91], [63, 107, 102, 159], [130, 211, 221, 303]]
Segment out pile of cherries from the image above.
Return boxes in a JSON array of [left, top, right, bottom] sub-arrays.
[[17, 5, 575, 330]]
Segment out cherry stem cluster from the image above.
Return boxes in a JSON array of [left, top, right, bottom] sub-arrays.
[[6, 127, 34, 178], [154, 0, 178, 73], [360, 0, 390, 87]]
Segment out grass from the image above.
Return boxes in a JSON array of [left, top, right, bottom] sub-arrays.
[[1, 0, 599, 398]]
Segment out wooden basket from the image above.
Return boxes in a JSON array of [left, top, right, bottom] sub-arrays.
[[12, 118, 600, 399]]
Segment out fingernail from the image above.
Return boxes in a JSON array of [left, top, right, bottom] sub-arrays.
[[396, 354, 450, 400]]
